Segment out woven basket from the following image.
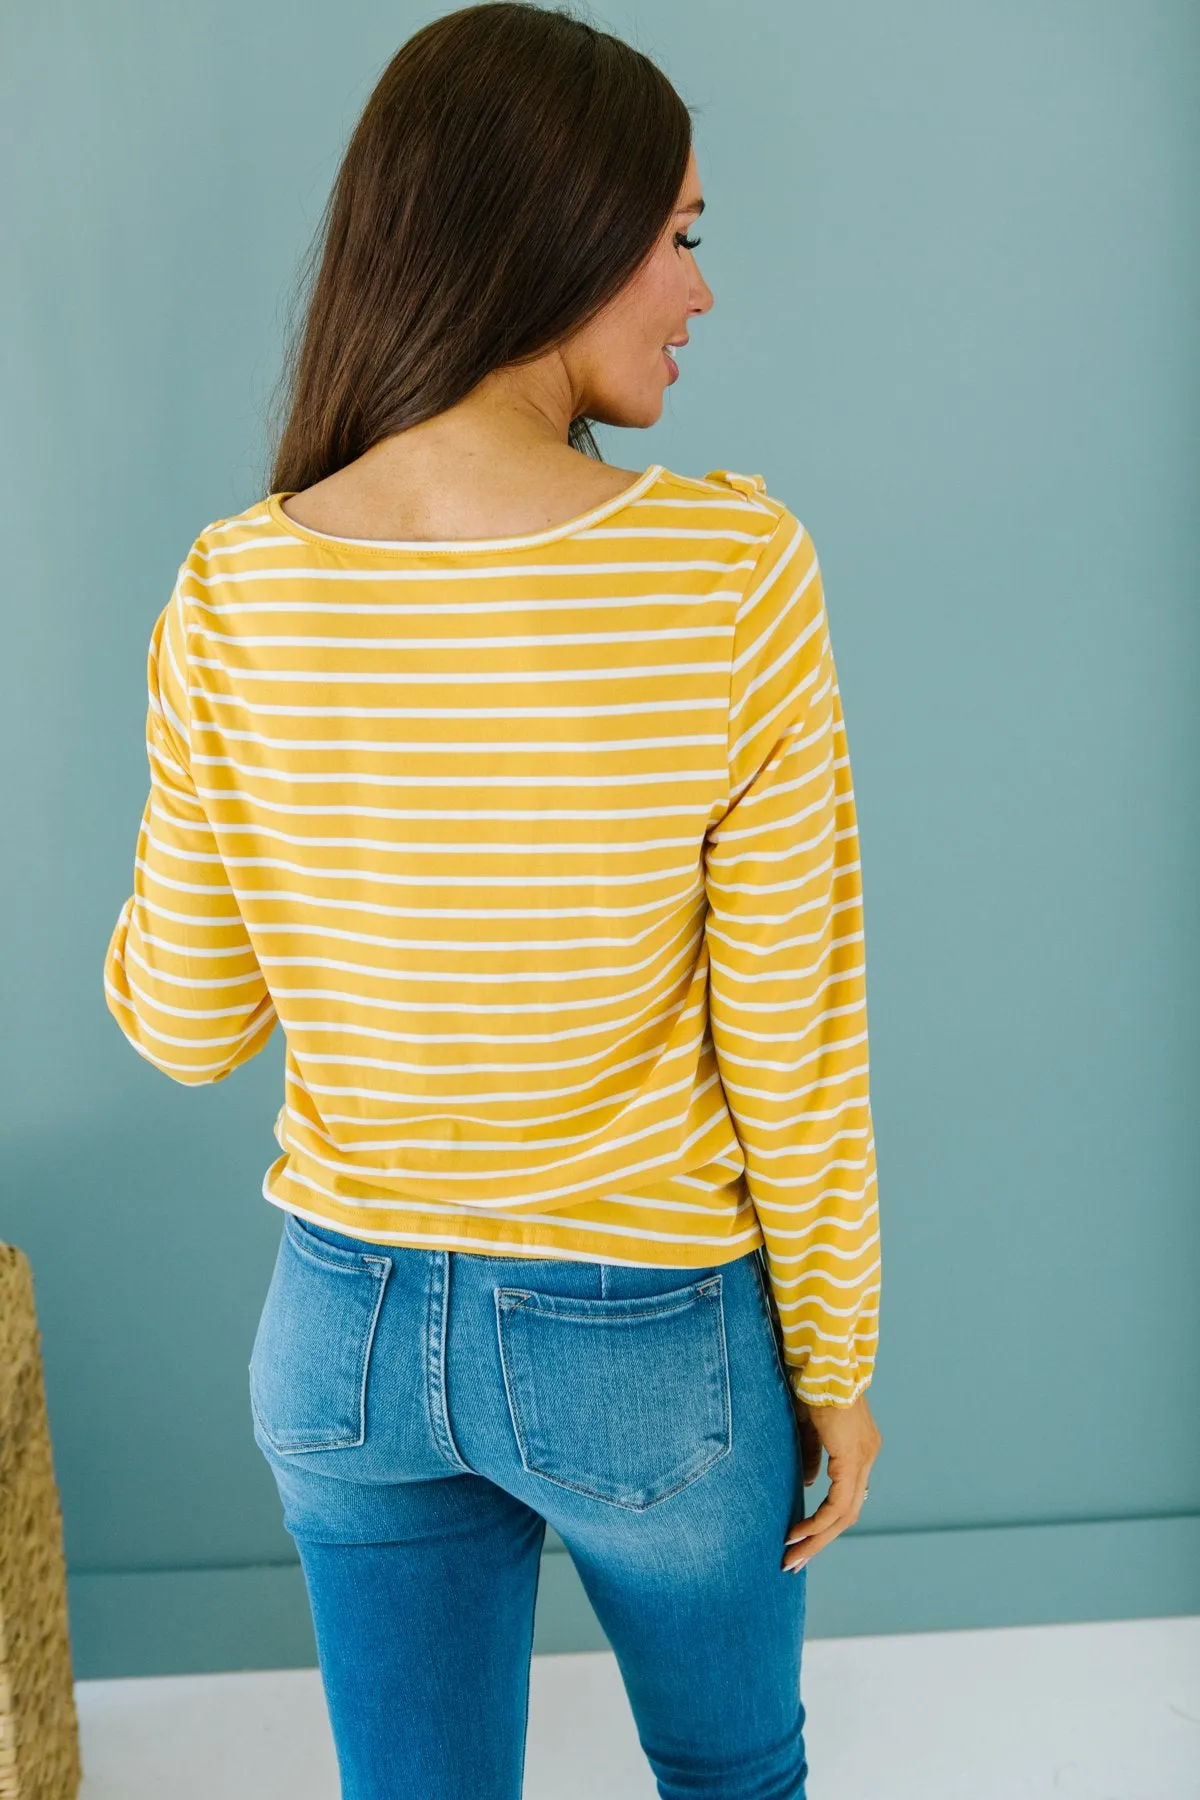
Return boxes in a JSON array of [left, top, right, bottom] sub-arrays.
[[0, 1242, 81, 1800]]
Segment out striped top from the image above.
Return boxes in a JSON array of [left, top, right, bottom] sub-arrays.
[[104, 462, 880, 1407]]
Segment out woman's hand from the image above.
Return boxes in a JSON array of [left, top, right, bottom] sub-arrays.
[[781, 1391, 881, 1571]]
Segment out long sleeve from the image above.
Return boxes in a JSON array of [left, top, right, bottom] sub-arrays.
[[704, 508, 880, 1407], [104, 574, 276, 1084]]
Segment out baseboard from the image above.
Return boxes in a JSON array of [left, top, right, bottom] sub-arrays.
[[67, 1513, 1200, 1680]]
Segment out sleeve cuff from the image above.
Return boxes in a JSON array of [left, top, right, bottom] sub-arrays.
[[787, 1366, 872, 1410]]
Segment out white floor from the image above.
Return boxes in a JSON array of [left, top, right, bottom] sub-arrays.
[[74, 1616, 1200, 1799]]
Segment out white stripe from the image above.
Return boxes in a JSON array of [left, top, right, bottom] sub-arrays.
[[714, 727, 832, 825], [282, 1072, 702, 1151], [769, 1226, 881, 1262], [291, 1000, 706, 1078], [192, 755, 718, 790], [278, 985, 691, 1049], [195, 783, 716, 821], [256, 918, 700, 984], [204, 513, 274, 535], [167, 812, 704, 857], [580, 525, 763, 542], [732, 536, 819, 668], [707, 892, 862, 957], [289, 1033, 705, 1108], [286, 1057, 696, 1130], [717, 969, 865, 1026], [245, 901, 703, 947], [743, 1126, 872, 1165], [717, 999, 867, 1048], [185, 556, 759, 586], [714, 1028, 870, 1079], [188, 589, 745, 617], [775, 1258, 882, 1294], [773, 1288, 880, 1321], [145, 828, 701, 889], [733, 516, 810, 627], [191, 624, 734, 650], [121, 968, 266, 1022], [745, 1167, 876, 1217], [226, 875, 702, 920], [191, 690, 726, 718], [708, 930, 865, 986], [133, 896, 247, 929], [134, 857, 233, 897], [105, 977, 274, 1045], [290, 1048, 669, 1109], [266, 934, 699, 1012], [277, 1105, 723, 1206], [124, 946, 263, 991], [729, 662, 828, 764], [708, 859, 836, 901], [187, 657, 728, 686], [720, 1066, 872, 1115], [190, 722, 727, 753], [135, 928, 259, 961], [740, 1090, 872, 1135]]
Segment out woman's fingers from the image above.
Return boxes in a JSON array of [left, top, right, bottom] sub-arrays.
[[781, 1472, 862, 1567], [779, 1392, 881, 1570], [781, 1519, 852, 1570]]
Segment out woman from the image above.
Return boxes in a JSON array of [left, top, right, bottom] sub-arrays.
[[104, 4, 881, 1795]]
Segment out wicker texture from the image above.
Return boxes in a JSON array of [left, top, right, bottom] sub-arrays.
[[0, 1243, 81, 1800]]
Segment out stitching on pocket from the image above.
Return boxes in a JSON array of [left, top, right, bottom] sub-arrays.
[[495, 1278, 719, 1326], [284, 1209, 390, 1280], [494, 1275, 732, 1510], [251, 1238, 391, 1455]]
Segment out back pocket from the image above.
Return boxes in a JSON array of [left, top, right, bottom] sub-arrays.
[[250, 1212, 391, 1454], [495, 1274, 731, 1509]]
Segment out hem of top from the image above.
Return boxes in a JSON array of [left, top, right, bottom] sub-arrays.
[[261, 1187, 765, 1269], [264, 463, 666, 555]]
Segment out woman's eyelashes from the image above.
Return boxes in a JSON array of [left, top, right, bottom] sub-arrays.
[[675, 232, 702, 251]]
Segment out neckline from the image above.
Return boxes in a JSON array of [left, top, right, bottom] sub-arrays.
[[265, 463, 666, 555]]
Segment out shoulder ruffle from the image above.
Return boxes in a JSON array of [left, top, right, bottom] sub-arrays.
[[703, 468, 767, 498]]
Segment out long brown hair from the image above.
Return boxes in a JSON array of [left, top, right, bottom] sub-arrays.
[[265, 2, 693, 495]]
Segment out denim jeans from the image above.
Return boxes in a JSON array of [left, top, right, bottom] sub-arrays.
[[249, 1210, 808, 1799]]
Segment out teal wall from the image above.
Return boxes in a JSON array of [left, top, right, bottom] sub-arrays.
[[2, 2, 1197, 1678]]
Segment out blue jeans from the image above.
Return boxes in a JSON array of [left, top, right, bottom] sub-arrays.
[[250, 1210, 808, 1799]]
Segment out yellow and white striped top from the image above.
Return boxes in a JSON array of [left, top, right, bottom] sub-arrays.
[[104, 462, 880, 1407]]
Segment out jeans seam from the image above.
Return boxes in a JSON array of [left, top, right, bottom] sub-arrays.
[[714, 1274, 734, 1458], [751, 1249, 792, 1397], [425, 1251, 471, 1473]]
